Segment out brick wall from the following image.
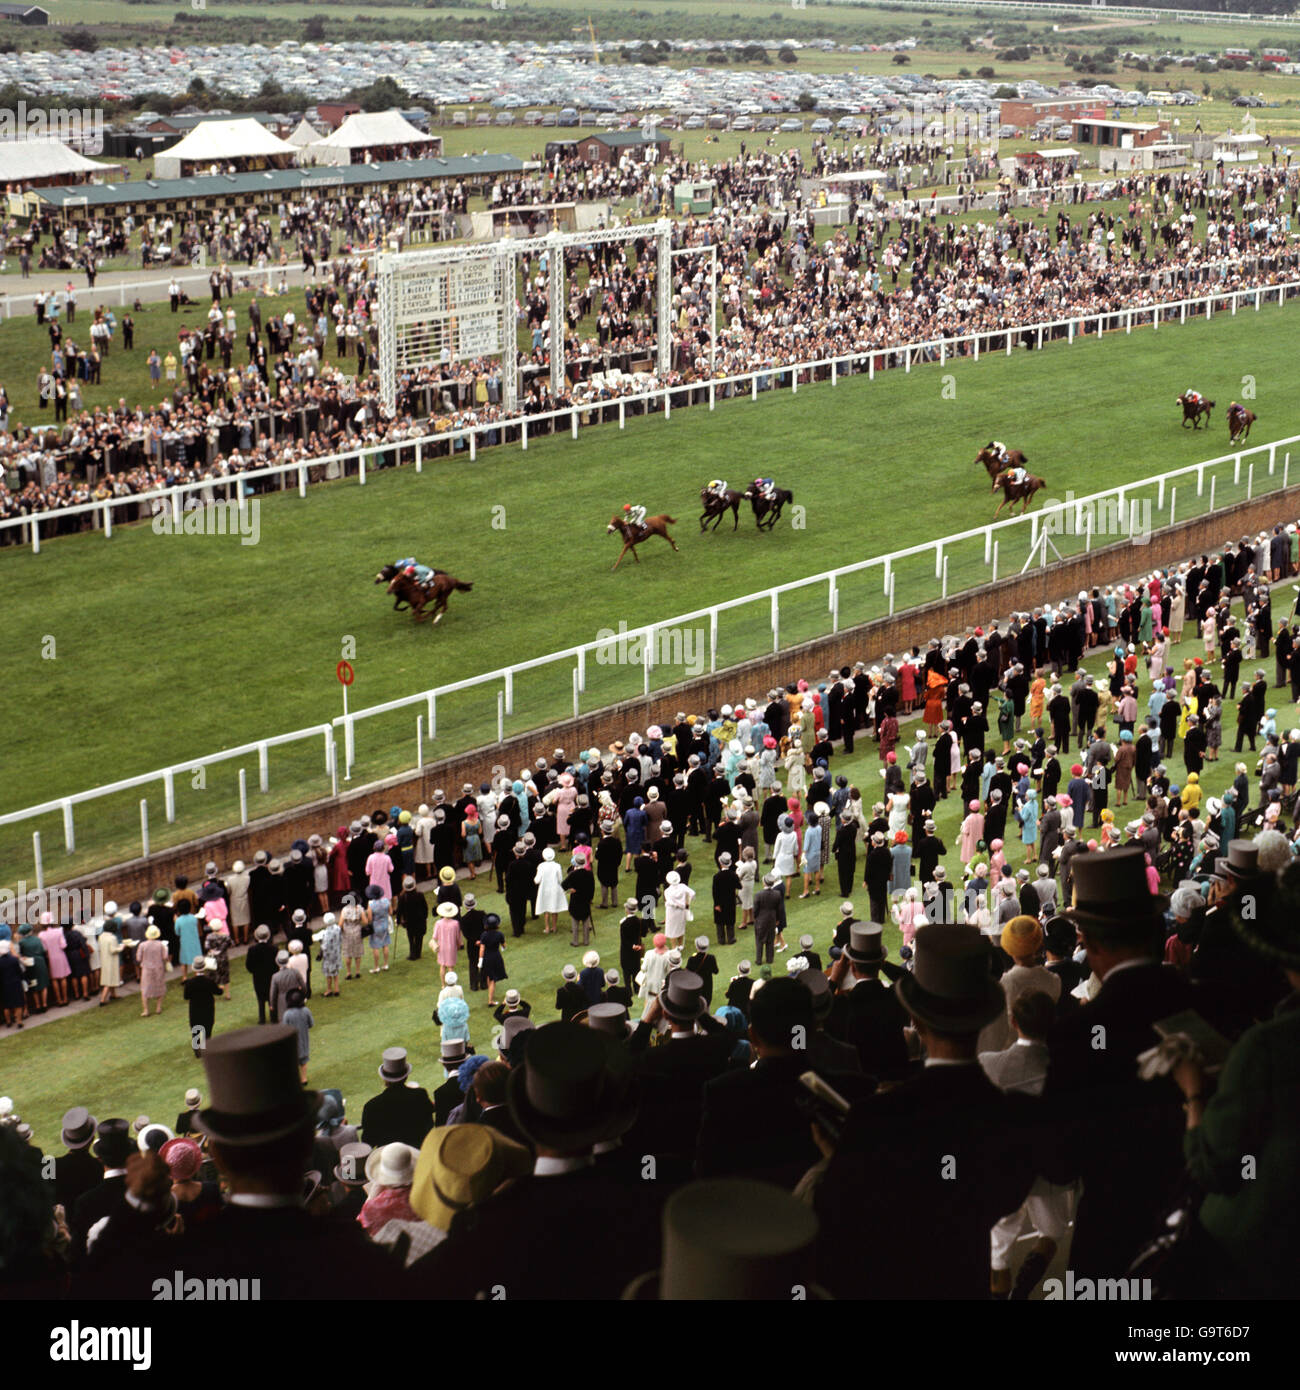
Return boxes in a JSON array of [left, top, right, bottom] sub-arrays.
[[53, 489, 1300, 905]]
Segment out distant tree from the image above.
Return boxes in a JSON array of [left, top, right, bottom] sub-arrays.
[[348, 76, 407, 112], [303, 16, 325, 41], [64, 29, 99, 53], [892, 53, 910, 65], [796, 90, 816, 109], [995, 84, 1017, 98], [778, 47, 797, 65], [977, 66, 996, 79]]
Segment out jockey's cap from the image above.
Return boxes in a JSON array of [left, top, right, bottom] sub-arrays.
[[623, 503, 631, 511], [404, 566, 416, 576]]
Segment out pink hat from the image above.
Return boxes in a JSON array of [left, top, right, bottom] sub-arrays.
[[968, 800, 980, 812], [159, 1136, 202, 1181], [797, 679, 808, 692], [385, 833, 398, 847], [1057, 794, 1072, 806], [991, 838, 1003, 850], [764, 736, 776, 749], [652, 932, 667, 949]]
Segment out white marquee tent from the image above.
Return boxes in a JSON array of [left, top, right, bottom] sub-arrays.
[[287, 117, 323, 148], [298, 109, 439, 166], [0, 138, 119, 186], [153, 118, 300, 179]]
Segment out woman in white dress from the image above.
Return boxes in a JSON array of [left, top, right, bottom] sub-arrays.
[[413, 804, 435, 876], [663, 871, 696, 946], [772, 814, 800, 898], [737, 847, 758, 929], [534, 846, 566, 935]]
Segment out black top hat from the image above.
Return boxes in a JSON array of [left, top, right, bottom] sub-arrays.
[[659, 969, 708, 1024], [507, 1023, 637, 1151], [379, 1047, 411, 1083], [90, 1118, 134, 1167], [795, 967, 833, 1020], [845, 923, 884, 965], [895, 926, 1005, 1034], [1064, 846, 1168, 929], [195, 1026, 317, 1148], [1043, 915, 1079, 958], [1213, 839, 1260, 884], [61, 1106, 98, 1150]]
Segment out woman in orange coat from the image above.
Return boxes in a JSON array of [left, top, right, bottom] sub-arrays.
[[923, 669, 948, 733]]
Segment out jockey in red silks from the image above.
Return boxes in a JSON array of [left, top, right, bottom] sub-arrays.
[[624, 502, 647, 529]]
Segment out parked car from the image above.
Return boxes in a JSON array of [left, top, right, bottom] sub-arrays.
[[810, 117, 832, 133], [733, 115, 754, 130], [779, 117, 803, 132], [683, 115, 705, 130]]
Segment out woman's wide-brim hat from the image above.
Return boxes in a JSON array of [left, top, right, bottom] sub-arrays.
[[507, 1022, 637, 1150], [435, 902, 459, 919], [194, 1027, 318, 1147], [410, 1123, 533, 1232], [895, 925, 1005, 1033]]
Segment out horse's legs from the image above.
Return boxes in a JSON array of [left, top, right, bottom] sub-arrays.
[[612, 542, 628, 572], [668, 535, 679, 552], [731, 504, 739, 531]]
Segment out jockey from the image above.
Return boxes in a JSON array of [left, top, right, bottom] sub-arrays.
[[1185, 389, 1202, 406], [707, 478, 729, 499], [401, 561, 435, 585], [753, 477, 776, 501], [989, 440, 1009, 466], [1006, 465, 1028, 486], [624, 502, 647, 529]]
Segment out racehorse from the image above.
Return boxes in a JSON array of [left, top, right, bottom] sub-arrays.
[[699, 486, 746, 532], [1178, 392, 1214, 430], [1227, 402, 1256, 445], [375, 562, 415, 610], [607, 514, 679, 571], [746, 486, 794, 531], [974, 444, 1027, 481], [991, 469, 1045, 519], [384, 569, 473, 624]]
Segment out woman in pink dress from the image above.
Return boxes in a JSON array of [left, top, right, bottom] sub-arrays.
[[553, 773, 578, 848], [39, 916, 70, 1007], [959, 801, 985, 862], [365, 840, 393, 899], [898, 658, 917, 714], [432, 903, 462, 985], [136, 925, 169, 1017], [894, 888, 926, 950]]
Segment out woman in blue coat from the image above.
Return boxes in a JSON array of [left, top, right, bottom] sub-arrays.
[[1017, 788, 1039, 867], [623, 797, 647, 871]]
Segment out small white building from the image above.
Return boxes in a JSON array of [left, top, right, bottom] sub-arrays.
[[1213, 131, 1265, 164]]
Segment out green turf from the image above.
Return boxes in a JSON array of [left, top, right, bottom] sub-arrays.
[[2, 299, 1296, 885], [0, 592, 1278, 1157]]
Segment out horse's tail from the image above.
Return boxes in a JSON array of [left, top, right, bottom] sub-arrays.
[[453, 580, 473, 592], [784, 490, 793, 504], [663, 516, 677, 525]]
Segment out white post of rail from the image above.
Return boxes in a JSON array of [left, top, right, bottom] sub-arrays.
[[991, 540, 998, 584], [416, 440, 423, 473], [163, 770, 175, 824], [104, 504, 112, 539], [416, 717, 423, 772], [33, 831, 43, 891], [1169, 488, 1176, 527], [1248, 461, 1254, 501], [1210, 475, 1216, 512], [942, 555, 949, 599], [359, 452, 367, 486], [62, 800, 74, 854], [578, 647, 586, 693], [573, 667, 580, 719], [298, 464, 307, 498], [239, 768, 248, 827], [497, 691, 504, 744], [258, 742, 269, 794], [521, 419, 528, 451], [426, 692, 436, 739], [504, 669, 514, 716], [771, 592, 779, 653], [710, 609, 718, 673], [140, 800, 150, 859]]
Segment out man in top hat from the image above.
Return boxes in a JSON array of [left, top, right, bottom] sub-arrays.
[[245, 924, 278, 1025], [328, 1140, 373, 1222], [69, 1118, 135, 1263], [698, 978, 867, 1190], [54, 1106, 103, 1212], [817, 925, 1043, 1300], [80, 1029, 407, 1298], [826, 924, 910, 1082], [753, 871, 787, 967], [624, 972, 735, 1189], [360, 1047, 435, 1151], [433, 1038, 473, 1127], [1189, 839, 1290, 1036], [555, 964, 588, 1023], [602, 968, 633, 1010], [412, 1023, 658, 1299], [174, 1087, 203, 1136], [1040, 846, 1196, 1283]]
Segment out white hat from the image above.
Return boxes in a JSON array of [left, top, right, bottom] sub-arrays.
[[542, 847, 555, 861], [583, 950, 599, 968], [445, 971, 458, 986], [435, 902, 459, 919], [366, 1142, 419, 1190]]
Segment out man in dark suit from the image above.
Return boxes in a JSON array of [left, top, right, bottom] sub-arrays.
[[53, 1107, 103, 1214], [432, 1040, 473, 1127], [412, 1024, 658, 1299], [815, 926, 1041, 1300], [601, 968, 634, 1009], [724, 960, 754, 1016], [70, 1118, 134, 1263], [360, 1047, 435, 1150], [624, 970, 735, 1187], [555, 964, 588, 1022], [826, 923, 911, 1081], [76, 1029, 406, 1299], [1040, 847, 1196, 1282], [752, 872, 786, 966], [698, 977, 867, 1188]]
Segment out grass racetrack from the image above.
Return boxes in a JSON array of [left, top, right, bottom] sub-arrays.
[[3, 301, 1298, 883]]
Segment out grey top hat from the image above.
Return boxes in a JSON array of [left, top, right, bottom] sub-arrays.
[[379, 1047, 412, 1083], [61, 1106, 97, 1150], [660, 969, 708, 1024], [334, 1141, 372, 1186], [895, 925, 1005, 1034], [195, 1026, 317, 1148], [845, 923, 884, 965], [586, 1002, 632, 1038], [506, 1022, 635, 1150]]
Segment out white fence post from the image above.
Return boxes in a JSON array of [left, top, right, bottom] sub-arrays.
[[62, 800, 75, 854], [258, 741, 269, 794], [991, 540, 998, 584], [32, 831, 43, 891], [163, 770, 175, 824], [571, 410, 578, 440], [619, 400, 626, 430], [416, 717, 423, 771], [942, 554, 949, 599], [238, 768, 248, 827], [771, 591, 779, 653], [935, 543, 944, 581], [504, 669, 514, 717], [577, 647, 586, 694], [1234, 455, 1241, 487], [1210, 475, 1217, 512], [573, 667, 580, 719], [1286, 454, 1291, 491], [298, 464, 307, 498], [1169, 488, 1176, 527], [344, 716, 354, 783], [710, 609, 718, 673], [140, 799, 150, 859], [359, 452, 367, 486], [416, 440, 424, 473], [497, 691, 504, 743], [521, 419, 528, 451], [1248, 461, 1254, 501], [426, 692, 437, 739], [888, 571, 896, 616], [31, 516, 39, 554], [103, 503, 112, 539]]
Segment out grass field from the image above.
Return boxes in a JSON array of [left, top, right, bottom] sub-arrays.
[[0, 599, 1281, 1163], [2, 301, 1297, 884]]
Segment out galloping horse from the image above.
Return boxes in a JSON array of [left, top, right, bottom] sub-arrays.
[[974, 444, 1028, 482], [375, 561, 415, 610], [747, 486, 794, 531], [699, 486, 746, 532], [1178, 392, 1214, 430], [383, 569, 473, 624], [991, 469, 1045, 519], [607, 514, 679, 571], [1227, 402, 1256, 445]]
